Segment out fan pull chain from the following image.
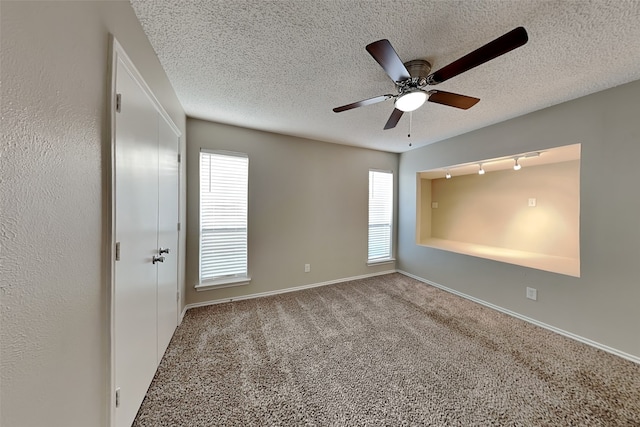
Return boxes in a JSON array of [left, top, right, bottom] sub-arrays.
[[408, 112, 412, 146]]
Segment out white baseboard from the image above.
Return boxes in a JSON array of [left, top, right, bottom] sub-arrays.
[[398, 270, 640, 365], [179, 305, 188, 324], [182, 270, 397, 314]]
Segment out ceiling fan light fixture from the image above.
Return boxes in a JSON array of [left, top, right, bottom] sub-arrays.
[[395, 90, 427, 112]]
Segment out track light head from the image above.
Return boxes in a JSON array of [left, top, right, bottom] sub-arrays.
[[513, 158, 522, 170]]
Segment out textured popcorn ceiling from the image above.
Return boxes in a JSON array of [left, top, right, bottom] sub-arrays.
[[130, 0, 640, 153]]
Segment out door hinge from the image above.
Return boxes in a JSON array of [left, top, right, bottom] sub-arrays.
[[115, 388, 121, 408], [177, 222, 181, 231], [177, 153, 181, 163], [115, 242, 121, 261], [177, 291, 180, 302], [115, 93, 121, 113]]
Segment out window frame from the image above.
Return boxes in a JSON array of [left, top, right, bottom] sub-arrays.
[[367, 169, 395, 265], [196, 149, 251, 291]]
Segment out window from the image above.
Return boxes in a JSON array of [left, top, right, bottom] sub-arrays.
[[199, 150, 249, 288], [368, 170, 393, 262]]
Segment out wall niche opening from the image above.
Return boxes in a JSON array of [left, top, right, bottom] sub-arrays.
[[416, 143, 581, 277]]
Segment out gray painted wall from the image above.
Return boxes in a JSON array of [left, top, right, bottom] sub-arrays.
[[186, 119, 398, 305], [398, 79, 640, 360], [1, 2, 186, 426]]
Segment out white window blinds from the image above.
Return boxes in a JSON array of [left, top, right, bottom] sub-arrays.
[[368, 170, 393, 261], [200, 151, 248, 282]]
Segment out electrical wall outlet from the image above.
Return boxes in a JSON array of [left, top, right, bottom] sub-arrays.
[[526, 287, 537, 301], [528, 198, 537, 207], [432, 202, 439, 209], [304, 264, 310, 273]]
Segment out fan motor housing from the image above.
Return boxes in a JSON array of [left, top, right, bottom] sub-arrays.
[[404, 59, 432, 78], [401, 59, 432, 90]]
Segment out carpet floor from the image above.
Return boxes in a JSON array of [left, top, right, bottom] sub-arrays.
[[133, 273, 640, 426]]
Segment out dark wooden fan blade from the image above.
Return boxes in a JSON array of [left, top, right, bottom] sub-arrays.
[[384, 108, 404, 130], [428, 91, 480, 110], [427, 27, 528, 85], [366, 39, 411, 83], [333, 95, 393, 113]]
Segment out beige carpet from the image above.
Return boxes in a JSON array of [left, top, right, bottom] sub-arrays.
[[133, 273, 640, 426]]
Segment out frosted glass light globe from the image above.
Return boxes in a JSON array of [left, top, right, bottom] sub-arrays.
[[395, 91, 427, 112]]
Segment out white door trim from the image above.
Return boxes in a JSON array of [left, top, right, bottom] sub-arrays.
[[108, 35, 182, 427]]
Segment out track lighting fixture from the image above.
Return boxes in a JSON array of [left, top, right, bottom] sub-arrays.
[[439, 151, 542, 179]]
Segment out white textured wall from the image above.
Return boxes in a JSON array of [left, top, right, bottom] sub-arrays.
[[0, 2, 186, 426], [398, 79, 640, 360], [186, 119, 398, 306]]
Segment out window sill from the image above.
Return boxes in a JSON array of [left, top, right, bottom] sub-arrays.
[[367, 258, 396, 267], [195, 276, 251, 292]]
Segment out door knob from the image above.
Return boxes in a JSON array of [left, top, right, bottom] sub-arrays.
[[152, 255, 165, 264], [159, 247, 170, 255]]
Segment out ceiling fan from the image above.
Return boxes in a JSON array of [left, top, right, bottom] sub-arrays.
[[333, 27, 528, 130]]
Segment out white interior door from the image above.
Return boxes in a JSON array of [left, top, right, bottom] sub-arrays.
[[114, 57, 160, 427], [156, 118, 179, 360]]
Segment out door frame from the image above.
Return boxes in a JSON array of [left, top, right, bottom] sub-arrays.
[[107, 35, 182, 427]]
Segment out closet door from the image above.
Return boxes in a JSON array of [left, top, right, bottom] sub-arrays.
[[157, 118, 179, 360], [114, 58, 160, 427]]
